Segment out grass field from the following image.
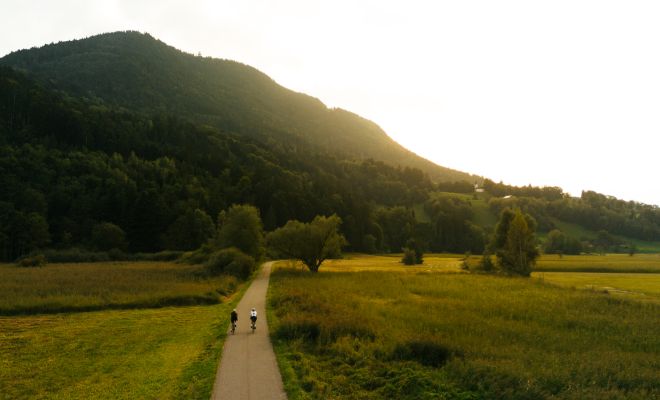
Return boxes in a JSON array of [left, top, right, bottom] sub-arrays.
[[0, 305, 233, 399], [534, 272, 660, 302], [269, 260, 660, 400], [0, 261, 248, 399], [0, 262, 237, 315], [320, 254, 465, 273], [534, 254, 660, 273]]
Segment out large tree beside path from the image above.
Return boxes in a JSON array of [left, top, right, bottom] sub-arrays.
[[266, 214, 347, 272]]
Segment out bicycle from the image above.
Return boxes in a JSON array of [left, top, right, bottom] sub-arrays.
[[230, 321, 237, 335], [250, 316, 257, 332]]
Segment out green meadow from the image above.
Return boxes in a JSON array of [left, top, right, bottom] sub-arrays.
[[534, 272, 660, 302], [268, 258, 660, 400], [534, 254, 660, 273], [0, 262, 237, 315], [0, 261, 244, 399]]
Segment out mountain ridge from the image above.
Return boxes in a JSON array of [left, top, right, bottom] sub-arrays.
[[0, 30, 476, 183]]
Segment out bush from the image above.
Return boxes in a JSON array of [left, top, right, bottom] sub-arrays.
[[91, 222, 127, 251], [17, 254, 47, 267], [401, 248, 417, 265], [133, 251, 184, 262], [480, 252, 495, 272], [276, 319, 321, 341], [43, 248, 110, 263], [108, 248, 127, 261], [179, 242, 215, 265], [204, 248, 256, 279], [391, 340, 453, 367]]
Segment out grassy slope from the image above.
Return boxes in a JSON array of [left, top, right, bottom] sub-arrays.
[[424, 191, 498, 228], [268, 260, 659, 400], [428, 193, 660, 251]]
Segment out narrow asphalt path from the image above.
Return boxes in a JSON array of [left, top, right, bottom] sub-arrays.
[[211, 261, 287, 400]]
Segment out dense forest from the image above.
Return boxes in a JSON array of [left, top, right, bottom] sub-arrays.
[[1, 31, 472, 183], [0, 65, 432, 260], [1, 31, 659, 261]]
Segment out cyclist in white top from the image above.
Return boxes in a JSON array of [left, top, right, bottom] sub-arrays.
[[250, 308, 257, 330]]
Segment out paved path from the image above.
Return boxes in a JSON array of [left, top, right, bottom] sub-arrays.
[[211, 262, 287, 400]]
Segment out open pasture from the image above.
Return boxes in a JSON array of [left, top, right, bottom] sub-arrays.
[[0, 262, 236, 315], [0, 304, 230, 399], [534, 253, 660, 273], [534, 272, 660, 302], [320, 254, 466, 273], [0, 261, 249, 399], [269, 260, 660, 399]]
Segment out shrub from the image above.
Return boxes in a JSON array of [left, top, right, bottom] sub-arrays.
[[91, 222, 127, 251], [401, 248, 417, 265], [480, 252, 495, 272], [179, 242, 215, 265], [391, 340, 453, 367], [43, 248, 110, 263], [108, 248, 127, 261], [17, 254, 47, 267], [134, 251, 184, 262], [204, 248, 256, 279], [276, 319, 321, 341]]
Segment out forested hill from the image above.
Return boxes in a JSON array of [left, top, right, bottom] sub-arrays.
[[0, 64, 437, 260], [0, 31, 473, 183], [1, 32, 658, 262]]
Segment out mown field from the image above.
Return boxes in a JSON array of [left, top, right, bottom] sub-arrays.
[[268, 258, 660, 400], [0, 261, 245, 399]]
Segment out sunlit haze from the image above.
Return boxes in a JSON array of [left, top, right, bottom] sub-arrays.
[[2, 0, 659, 205]]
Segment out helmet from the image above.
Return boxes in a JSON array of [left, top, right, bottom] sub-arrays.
[[233, 309, 237, 312], [251, 308, 256, 311]]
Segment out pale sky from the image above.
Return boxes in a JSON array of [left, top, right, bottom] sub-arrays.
[[2, 1, 659, 205]]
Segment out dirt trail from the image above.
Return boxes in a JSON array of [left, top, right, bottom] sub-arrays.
[[211, 261, 287, 400]]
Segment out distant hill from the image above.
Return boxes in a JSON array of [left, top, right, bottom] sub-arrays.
[[0, 31, 474, 183]]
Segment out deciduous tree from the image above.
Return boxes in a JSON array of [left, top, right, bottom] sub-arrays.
[[216, 204, 264, 259], [266, 214, 347, 272], [491, 208, 539, 276]]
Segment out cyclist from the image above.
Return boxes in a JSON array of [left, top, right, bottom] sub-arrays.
[[249, 308, 257, 330], [230, 309, 238, 333]]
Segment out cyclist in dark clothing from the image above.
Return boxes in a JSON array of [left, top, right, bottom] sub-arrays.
[[230, 309, 238, 333]]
